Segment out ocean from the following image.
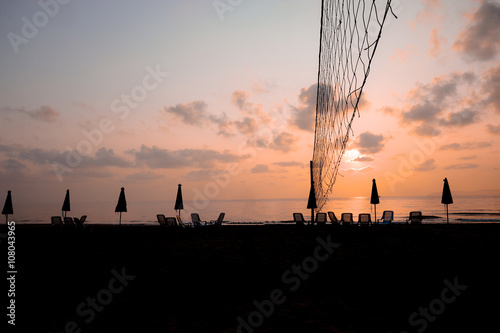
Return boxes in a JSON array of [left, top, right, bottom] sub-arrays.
[[8, 195, 500, 225]]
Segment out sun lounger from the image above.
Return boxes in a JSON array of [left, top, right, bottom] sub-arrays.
[[377, 210, 393, 224], [51, 216, 63, 226], [63, 217, 74, 226], [191, 213, 206, 227], [293, 213, 306, 226], [165, 217, 177, 227], [316, 212, 327, 226], [406, 211, 422, 224], [157, 214, 167, 226], [358, 213, 372, 226], [340, 213, 353, 225], [73, 215, 88, 229], [209, 213, 225, 226], [328, 211, 339, 225]]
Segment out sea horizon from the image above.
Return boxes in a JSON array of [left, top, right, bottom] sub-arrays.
[[8, 194, 500, 225]]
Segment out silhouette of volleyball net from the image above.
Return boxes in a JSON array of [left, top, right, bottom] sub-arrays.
[[312, 0, 395, 211]]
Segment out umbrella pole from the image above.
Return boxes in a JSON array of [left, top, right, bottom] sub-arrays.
[[119, 212, 122, 226], [311, 208, 314, 226], [374, 205, 376, 222], [446, 204, 449, 224]]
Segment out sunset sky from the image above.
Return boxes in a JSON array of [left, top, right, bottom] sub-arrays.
[[1, 0, 499, 208]]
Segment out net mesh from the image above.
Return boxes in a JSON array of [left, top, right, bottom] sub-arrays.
[[312, 0, 395, 211]]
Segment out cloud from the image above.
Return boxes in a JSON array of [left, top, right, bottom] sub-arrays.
[[439, 141, 492, 151], [125, 171, 164, 182], [2, 105, 60, 122], [273, 161, 303, 167], [342, 165, 374, 175], [444, 163, 479, 170], [486, 124, 500, 135], [1, 158, 27, 170], [233, 117, 258, 135], [438, 109, 480, 127], [352, 132, 385, 154], [411, 0, 443, 28], [414, 158, 436, 172], [391, 45, 418, 63], [353, 155, 375, 162], [131, 145, 247, 169], [289, 84, 317, 132], [163, 100, 209, 126], [268, 132, 297, 153], [428, 29, 447, 58], [390, 71, 480, 136], [453, 0, 500, 61], [483, 65, 500, 113], [251, 164, 269, 173], [458, 155, 477, 160]]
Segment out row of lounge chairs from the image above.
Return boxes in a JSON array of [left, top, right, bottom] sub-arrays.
[[51, 215, 87, 228], [294, 211, 423, 226], [157, 213, 225, 228]]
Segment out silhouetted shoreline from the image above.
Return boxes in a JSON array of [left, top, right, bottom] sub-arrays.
[[5, 224, 500, 332]]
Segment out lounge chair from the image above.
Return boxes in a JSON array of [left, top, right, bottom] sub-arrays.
[[358, 213, 372, 226], [377, 210, 393, 224], [165, 217, 177, 227], [293, 213, 306, 226], [157, 214, 167, 226], [210, 213, 225, 226], [73, 215, 87, 229], [340, 213, 353, 225], [64, 217, 74, 226], [315, 212, 327, 226], [191, 213, 206, 227], [406, 211, 422, 224], [51, 216, 63, 226], [328, 211, 339, 225], [176, 215, 193, 228]]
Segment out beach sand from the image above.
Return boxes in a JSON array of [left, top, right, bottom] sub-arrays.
[[6, 223, 500, 332]]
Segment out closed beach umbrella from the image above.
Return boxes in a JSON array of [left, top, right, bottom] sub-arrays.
[[62, 189, 70, 218], [2, 190, 13, 224], [307, 161, 317, 224], [115, 187, 127, 226], [174, 184, 183, 217], [441, 178, 453, 224], [370, 179, 380, 221]]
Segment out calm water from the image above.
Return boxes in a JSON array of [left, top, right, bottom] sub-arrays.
[[8, 195, 500, 225]]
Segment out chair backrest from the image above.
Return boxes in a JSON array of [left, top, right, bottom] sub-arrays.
[[191, 213, 203, 227], [80, 215, 87, 223], [216, 212, 225, 225], [328, 211, 338, 224], [64, 217, 74, 225], [358, 213, 372, 225], [157, 214, 166, 226], [341, 213, 353, 225], [165, 217, 177, 227], [380, 211, 393, 223], [51, 216, 63, 225], [293, 213, 305, 226], [409, 211, 422, 224], [316, 212, 327, 225]]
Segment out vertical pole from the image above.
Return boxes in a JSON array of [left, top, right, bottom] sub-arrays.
[[446, 204, 449, 224], [310, 161, 314, 224]]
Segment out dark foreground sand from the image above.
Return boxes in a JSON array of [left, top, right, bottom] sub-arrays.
[[5, 223, 500, 333]]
